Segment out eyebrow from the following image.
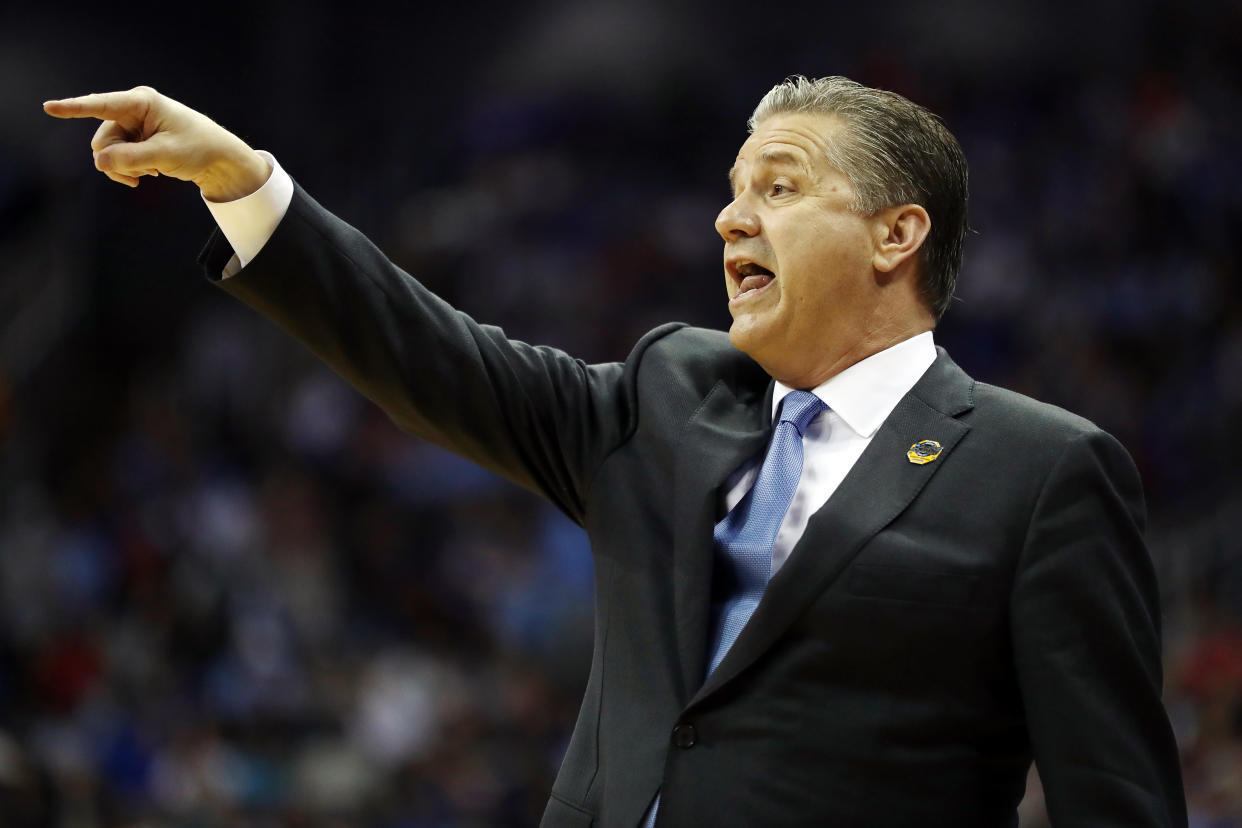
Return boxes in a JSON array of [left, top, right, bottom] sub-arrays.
[[728, 149, 811, 193]]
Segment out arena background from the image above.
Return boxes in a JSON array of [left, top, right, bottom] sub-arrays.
[[2, 0, 1240, 824]]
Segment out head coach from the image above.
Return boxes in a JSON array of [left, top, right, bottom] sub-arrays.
[[46, 75, 1187, 827]]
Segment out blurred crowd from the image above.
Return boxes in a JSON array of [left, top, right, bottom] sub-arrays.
[[3, 1, 1242, 826]]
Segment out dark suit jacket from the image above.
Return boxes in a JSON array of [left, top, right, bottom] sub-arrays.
[[202, 185, 1187, 827]]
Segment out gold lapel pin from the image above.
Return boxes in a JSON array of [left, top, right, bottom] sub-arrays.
[[907, 440, 943, 465]]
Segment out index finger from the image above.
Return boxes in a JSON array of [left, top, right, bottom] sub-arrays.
[[43, 89, 150, 122]]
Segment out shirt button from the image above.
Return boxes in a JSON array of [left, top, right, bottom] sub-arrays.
[[672, 723, 697, 748]]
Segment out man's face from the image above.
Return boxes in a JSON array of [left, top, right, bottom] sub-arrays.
[[717, 112, 881, 387]]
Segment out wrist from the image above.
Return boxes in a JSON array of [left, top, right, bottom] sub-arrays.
[[197, 144, 271, 203]]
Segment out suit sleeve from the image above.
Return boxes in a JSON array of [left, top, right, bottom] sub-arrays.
[[199, 183, 663, 525], [1011, 429, 1186, 827]]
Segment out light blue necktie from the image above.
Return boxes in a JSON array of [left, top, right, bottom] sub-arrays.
[[704, 389, 826, 678], [642, 390, 826, 828]]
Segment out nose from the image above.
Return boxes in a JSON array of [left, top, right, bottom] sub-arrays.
[[715, 196, 759, 241]]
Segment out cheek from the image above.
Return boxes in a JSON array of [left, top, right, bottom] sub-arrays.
[[791, 238, 871, 310]]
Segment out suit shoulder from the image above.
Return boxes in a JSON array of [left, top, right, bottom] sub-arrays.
[[640, 325, 762, 378], [622, 323, 767, 410], [969, 381, 1115, 449], [962, 381, 1144, 520], [641, 324, 732, 360]]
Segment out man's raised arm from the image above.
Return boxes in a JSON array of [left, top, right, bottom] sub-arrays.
[[43, 85, 648, 525], [44, 86, 268, 202]]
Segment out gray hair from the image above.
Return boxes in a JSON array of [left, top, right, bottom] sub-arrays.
[[750, 76, 969, 320]]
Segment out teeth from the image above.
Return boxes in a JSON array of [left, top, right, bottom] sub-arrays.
[[737, 262, 772, 278]]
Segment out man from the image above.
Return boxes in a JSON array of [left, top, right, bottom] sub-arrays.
[[45, 77, 1186, 827]]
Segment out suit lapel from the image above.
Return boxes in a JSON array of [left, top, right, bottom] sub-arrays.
[[689, 351, 976, 706], [672, 376, 772, 703]]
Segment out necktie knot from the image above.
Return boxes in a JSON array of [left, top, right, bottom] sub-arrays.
[[778, 390, 827, 437]]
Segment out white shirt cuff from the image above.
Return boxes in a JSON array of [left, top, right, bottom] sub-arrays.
[[202, 150, 294, 279]]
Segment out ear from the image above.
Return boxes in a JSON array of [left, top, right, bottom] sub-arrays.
[[872, 204, 930, 274]]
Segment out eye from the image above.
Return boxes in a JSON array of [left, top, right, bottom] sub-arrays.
[[769, 181, 793, 197]]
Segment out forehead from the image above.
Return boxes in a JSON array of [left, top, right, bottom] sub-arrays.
[[731, 112, 846, 179]]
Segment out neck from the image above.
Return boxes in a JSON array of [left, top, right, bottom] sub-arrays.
[[770, 317, 933, 390]]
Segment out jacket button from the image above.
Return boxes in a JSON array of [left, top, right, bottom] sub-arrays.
[[672, 724, 697, 748]]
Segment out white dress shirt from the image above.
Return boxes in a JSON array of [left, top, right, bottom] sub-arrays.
[[201, 156, 939, 578], [203, 150, 294, 279], [721, 331, 937, 574]]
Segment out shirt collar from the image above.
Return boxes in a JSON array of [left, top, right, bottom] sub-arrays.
[[771, 331, 938, 438]]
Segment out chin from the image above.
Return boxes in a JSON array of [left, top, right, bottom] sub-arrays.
[[728, 320, 768, 361]]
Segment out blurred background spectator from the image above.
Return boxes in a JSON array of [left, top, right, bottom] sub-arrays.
[[3, 0, 1241, 825]]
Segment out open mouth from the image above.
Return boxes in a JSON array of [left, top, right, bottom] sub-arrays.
[[732, 261, 775, 301]]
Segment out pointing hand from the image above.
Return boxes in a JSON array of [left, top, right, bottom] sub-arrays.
[[44, 86, 270, 202]]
